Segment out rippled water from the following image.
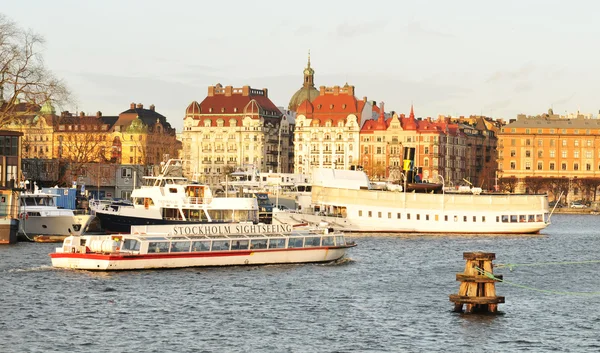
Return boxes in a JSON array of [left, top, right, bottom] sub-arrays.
[[2, 214, 600, 352]]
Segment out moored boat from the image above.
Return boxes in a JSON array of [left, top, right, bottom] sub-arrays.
[[18, 191, 95, 240], [49, 223, 356, 270], [90, 159, 261, 233], [273, 168, 551, 234]]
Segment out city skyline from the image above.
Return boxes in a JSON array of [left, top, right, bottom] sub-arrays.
[[4, 0, 599, 132]]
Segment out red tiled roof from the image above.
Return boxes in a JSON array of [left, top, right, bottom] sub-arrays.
[[198, 93, 280, 117], [296, 99, 314, 115], [310, 93, 359, 125]]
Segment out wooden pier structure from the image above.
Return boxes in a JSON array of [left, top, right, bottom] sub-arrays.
[[449, 252, 505, 313]]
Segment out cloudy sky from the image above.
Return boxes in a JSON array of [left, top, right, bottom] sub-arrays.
[[4, 0, 598, 132]]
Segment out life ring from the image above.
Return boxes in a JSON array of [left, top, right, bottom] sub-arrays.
[[144, 198, 149, 209], [19, 212, 29, 220]]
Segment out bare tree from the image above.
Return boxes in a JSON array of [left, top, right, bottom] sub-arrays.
[[547, 177, 570, 202], [578, 178, 600, 202], [524, 176, 547, 194], [0, 14, 70, 128], [499, 176, 518, 193]]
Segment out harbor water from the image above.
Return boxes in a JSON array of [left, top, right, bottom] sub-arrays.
[[2, 214, 600, 352]]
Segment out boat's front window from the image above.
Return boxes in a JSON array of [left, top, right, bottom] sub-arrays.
[[24, 198, 36, 206], [304, 237, 321, 247], [335, 236, 345, 246], [170, 241, 191, 252], [122, 239, 141, 251], [322, 236, 334, 246], [268, 238, 285, 249]]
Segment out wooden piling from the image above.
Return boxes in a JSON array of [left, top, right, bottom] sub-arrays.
[[449, 252, 505, 313]]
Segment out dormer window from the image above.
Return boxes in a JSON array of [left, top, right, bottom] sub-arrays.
[[209, 108, 213, 113], [330, 104, 334, 109], [342, 104, 346, 109]]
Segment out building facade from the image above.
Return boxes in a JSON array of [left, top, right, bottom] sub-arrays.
[[498, 113, 600, 201], [182, 84, 289, 187]]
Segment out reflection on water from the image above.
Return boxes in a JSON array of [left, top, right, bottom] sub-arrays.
[[1, 214, 600, 352]]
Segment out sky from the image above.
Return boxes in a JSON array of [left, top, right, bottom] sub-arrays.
[[4, 0, 600, 132]]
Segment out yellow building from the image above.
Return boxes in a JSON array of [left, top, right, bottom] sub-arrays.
[[498, 113, 600, 202]]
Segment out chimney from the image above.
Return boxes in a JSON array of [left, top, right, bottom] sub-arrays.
[[79, 111, 85, 117], [363, 96, 367, 102], [242, 86, 250, 96], [136, 103, 143, 109], [96, 111, 102, 117], [333, 86, 340, 95], [130, 102, 135, 109], [319, 86, 326, 95], [149, 104, 155, 112], [225, 86, 233, 96], [263, 88, 268, 98], [208, 86, 215, 96]]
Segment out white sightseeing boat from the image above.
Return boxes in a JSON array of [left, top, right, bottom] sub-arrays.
[[90, 159, 260, 233], [18, 191, 95, 238], [49, 223, 356, 270], [272, 168, 551, 234]]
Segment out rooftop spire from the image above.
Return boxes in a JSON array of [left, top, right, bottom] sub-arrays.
[[308, 49, 311, 68], [409, 104, 415, 119]]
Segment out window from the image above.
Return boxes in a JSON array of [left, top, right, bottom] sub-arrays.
[[550, 150, 555, 158], [562, 151, 567, 158], [510, 161, 516, 170], [550, 162, 555, 170], [575, 140, 580, 147], [561, 163, 567, 171], [538, 150, 543, 158], [525, 162, 531, 170], [121, 168, 132, 178], [574, 163, 579, 171], [537, 162, 543, 170], [538, 139, 543, 146], [574, 151, 579, 158], [562, 140, 567, 147], [510, 150, 516, 157], [525, 150, 531, 158]]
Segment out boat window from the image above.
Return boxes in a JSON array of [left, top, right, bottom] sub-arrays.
[[268, 238, 285, 249], [231, 239, 249, 250], [407, 213, 411, 220], [454, 216, 458, 222], [378, 212, 382, 218], [482, 216, 486, 222], [444, 215, 448, 221], [250, 239, 267, 249], [359, 210, 363, 217], [222, 210, 233, 222], [463, 216, 467, 222], [388, 212, 392, 219], [288, 237, 304, 248], [335, 236, 344, 246], [528, 215, 535, 222], [122, 239, 141, 251], [170, 241, 191, 252], [191, 240, 211, 252], [426, 215, 430, 221], [497, 216, 500, 222], [473, 216, 476, 222], [304, 237, 321, 247], [519, 215, 526, 222], [510, 215, 518, 223], [536, 214, 543, 222], [211, 240, 230, 251], [322, 236, 334, 246], [397, 213, 401, 219], [148, 242, 169, 253], [169, 188, 177, 193], [24, 198, 36, 206], [368, 211, 372, 217], [416, 214, 420, 221], [502, 215, 509, 223]]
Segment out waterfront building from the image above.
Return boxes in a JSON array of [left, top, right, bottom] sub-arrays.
[[497, 110, 600, 202], [454, 116, 499, 189], [182, 84, 289, 187], [293, 84, 374, 174]]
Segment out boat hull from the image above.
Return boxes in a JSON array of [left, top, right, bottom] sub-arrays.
[[94, 212, 237, 234], [18, 215, 95, 237], [273, 211, 548, 234], [50, 246, 351, 270]]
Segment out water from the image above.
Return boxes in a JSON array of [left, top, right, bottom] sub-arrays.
[[2, 214, 600, 352]]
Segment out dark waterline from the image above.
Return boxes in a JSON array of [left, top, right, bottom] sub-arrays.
[[1, 214, 600, 352]]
